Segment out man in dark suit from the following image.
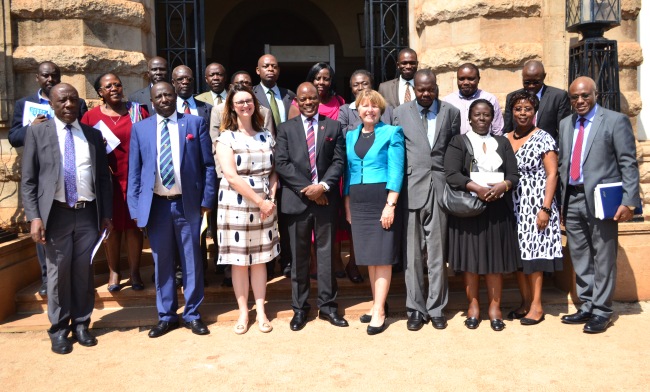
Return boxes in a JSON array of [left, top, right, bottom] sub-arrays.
[[128, 56, 168, 114], [275, 82, 348, 331], [127, 82, 216, 338], [559, 76, 640, 333], [195, 63, 228, 106], [394, 69, 461, 331], [10, 61, 88, 297], [21, 83, 113, 354], [253, 54, 296, 278], [378, 48, 418, 108], [503, 60, 571, 139]]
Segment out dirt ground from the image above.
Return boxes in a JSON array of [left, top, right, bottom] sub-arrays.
[[0, 301, 648, 392]]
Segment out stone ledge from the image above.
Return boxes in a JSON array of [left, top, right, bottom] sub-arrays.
[[416, 0, 541, 30], [12, 45, 147, 75], [618, 42, 643, 67], [421, 43, 543, 73], [10, 0, 149, 30]]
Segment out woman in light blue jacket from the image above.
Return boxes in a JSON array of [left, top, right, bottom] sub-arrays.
[[344, 89, 405, 335]]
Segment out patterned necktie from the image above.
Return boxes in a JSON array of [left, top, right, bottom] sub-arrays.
[[267, 89, 281, 127], [183, 100, 191, 114], [160, 119, 175, 189], [216, 95, 223, 105], [306, 117, 317, 183], [404, 82, 412, 103], [570, 118, 586, 182], [63, 124, 78, 207]]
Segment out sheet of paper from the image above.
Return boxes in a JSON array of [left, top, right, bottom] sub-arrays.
[[470, 172, 504, 188], [22, 101, 53, 126], [200, 211, 209, 235], [92, 120, 121, 154], [91, 228, 109, 264]]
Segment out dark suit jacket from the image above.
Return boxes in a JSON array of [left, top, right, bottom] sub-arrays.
[[192, 99, 212, 126], [127, 113, 216, 228], [128, 86, 154, 115], [21, 119, 112, 229], [558, 106, 640, 216], [378, 78, 401, 109], [253, 84, 296, 123], [394, 99, 461, 210], [275, 115, 345, 215], [10, 93, 88, 147], [503, 85, 571, 139]]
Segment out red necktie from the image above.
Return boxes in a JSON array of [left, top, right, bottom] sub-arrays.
[[306, 118, 317, 182], [570, 118, 586, 182], [183, 100, 191, 114]]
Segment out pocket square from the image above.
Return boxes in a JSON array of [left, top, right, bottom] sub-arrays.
[[325, 137, 334, 142]]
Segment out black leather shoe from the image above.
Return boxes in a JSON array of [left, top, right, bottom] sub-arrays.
[[507, 310, 526, 320], [50, 335, 72, 355], [520, 314, 545, 326], [464, 317, 480, 329], [148, 320, 179, 338], [72, 327, 97, 347], [283, 263, 292, 278], [38, 282, 47, 297], [490, 319, 506, 332], [360, 303, 389, 324], [431, 316, 448, 330], [406, 311, 428, 331], [583, 315, 612, 334], [561, 310, 592, 324], [290, 311, 307, 331], [367, 321, 387, 335], [318, 311, 349, 327], [185, 319, 210, 335]]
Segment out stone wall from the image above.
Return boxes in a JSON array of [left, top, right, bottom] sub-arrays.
[[410, 0, 647, 218], [0, 0, 155, 229]]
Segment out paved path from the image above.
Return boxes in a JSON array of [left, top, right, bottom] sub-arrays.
[[1, 302, 648, 391]]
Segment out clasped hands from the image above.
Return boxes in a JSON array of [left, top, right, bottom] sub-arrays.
[[477, 182, 507, 203], [301, 184, 328, 206]]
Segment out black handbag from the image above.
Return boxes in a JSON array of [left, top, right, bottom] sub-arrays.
[[439, 135, 486, 217]]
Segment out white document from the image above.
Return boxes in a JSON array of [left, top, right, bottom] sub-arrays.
[[200, 211, 209, 235], [22, 101, 53, 126], [470, 172, 504, 188], [92, 120, 121, 154], [91, 228, 109, 264]]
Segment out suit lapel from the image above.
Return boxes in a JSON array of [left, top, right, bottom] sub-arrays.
[[537, 87, 549, 121], [255, 85, 271, 108], [47, 121, 61, 177], [81, 125, 97, 183], [409, 101, 429, 142], [392, 79, 400, 107], [583, 109, 603, 162], [562, 114, 577, 171], [432, 100, 446, 148], [177, 114, 187, 164], [316, 116, 326, 158]]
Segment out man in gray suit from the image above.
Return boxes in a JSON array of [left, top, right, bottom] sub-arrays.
[[21, 84, 113, 354], [128, 56, 168, 114], [503, 60, 571, 139], [378, 48, 418, 108], [559, 76, 640, 333], [394, 69, 461, 331]]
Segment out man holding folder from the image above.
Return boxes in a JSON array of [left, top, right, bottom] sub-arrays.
[[558, 76, 640, 333]]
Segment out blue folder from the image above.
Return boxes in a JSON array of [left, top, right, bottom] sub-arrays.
[[594, 182, 642, 220]]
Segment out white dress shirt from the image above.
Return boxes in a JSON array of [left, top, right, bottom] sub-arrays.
[[154, 112, 183, 195], [53, 117, 95, 202], [261, 84, 287, 123], [176, 96, 198, 116], [300, 114, 330, 190]]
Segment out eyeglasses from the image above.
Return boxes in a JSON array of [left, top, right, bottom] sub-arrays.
[[523, 80, 542, 86], [569, 93, 594, 101], [234, 99, 254, 107], [102, 82, 122, 90]]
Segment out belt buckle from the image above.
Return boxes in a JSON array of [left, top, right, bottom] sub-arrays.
[[73, 202, 85, 209]]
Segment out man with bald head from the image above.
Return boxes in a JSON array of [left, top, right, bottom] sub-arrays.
[[253, 54, 296, 129], [128, 56, 168, 114], [558, 76, 640, 333], [22, 83, 113, 354], [378, 48, 419, 108], [275, 82, 347, 331], [171, 65, 212, 125], [504, 60, 571, 139], [10, 61, 89, 297], [195, 63, 228, 106]]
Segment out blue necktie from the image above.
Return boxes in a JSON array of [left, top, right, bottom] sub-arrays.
[[159, 119, 175, 189], [64, 124, 78, 207]]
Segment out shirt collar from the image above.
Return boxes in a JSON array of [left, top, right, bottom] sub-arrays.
[[54, 116, 80, 131], [37, 89, 50, 103], [349, 101, 357, 110], [179, 96, 196, 107], [578, 104, 598, 124], [211, 90, 226, 101], [399, 75, 413, 87], [458, 88, 481, 100], [261, 84, 280, 96], [536, 85, 546, 101], [157, 111, 178, 125], [416, 100, 439, 115], [300, 114, 317, 124]]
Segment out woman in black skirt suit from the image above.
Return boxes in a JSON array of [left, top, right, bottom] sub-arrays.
[[444, 99, 520, 331], [343, 89, 405, 335]]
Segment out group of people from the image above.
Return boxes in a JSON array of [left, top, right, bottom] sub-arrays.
[[10, 46, 640, 354]]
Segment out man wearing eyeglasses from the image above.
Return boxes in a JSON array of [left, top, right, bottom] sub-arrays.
[[378, 48, 419, 108], [503, 60, 571, 140]]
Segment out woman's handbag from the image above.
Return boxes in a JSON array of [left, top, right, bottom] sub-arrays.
[[439, 135, 487, 217]]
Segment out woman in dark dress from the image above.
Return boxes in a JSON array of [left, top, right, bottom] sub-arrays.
[[444, 99, 520, 331], [344, 90, 405, 335], [81, 73, 148, 292]]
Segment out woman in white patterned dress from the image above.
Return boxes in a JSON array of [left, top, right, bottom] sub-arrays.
[[215, 85, 280, 334], [506, 91, 563, 326]]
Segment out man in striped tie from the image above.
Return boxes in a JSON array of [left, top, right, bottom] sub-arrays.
[[275, 82, 347, 331], [128, 82, 216, 338]]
